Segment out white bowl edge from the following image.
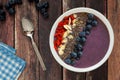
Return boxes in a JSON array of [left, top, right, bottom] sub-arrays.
[[49, 7, 114, 72]]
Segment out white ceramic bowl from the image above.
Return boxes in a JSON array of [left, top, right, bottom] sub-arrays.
[[49, 7, 114, 72]]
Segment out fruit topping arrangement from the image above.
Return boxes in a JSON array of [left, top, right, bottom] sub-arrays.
[[54, 13, 98, 65], [0, 0, 49, 21]]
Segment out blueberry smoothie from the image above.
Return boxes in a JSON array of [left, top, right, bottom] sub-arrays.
[[54, 13, 109, 68]]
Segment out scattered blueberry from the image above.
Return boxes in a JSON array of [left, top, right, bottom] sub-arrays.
[[9, 0, 16, 5], [0, 9, 6, 16], [40, 8, 47, 14], [43, 1, 49, 8], [64, 58, 72, 65], [92, 20, 98, 26], [34, 0, 39, 3], [70, 52, 77, 58], [75, 44, 83, 51], [88, 13, 94, 20], [5, 2, 12, 10], [77, 51, 83, 57], [15, 0, 22, 4], [43, 12, 49, 18], [8, 8, 16, 15], [0, 15, 6, 21]]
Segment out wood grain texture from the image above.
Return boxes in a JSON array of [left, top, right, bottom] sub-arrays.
[[0, 0, 14, 47], [15, 0, 39, 80], [62, 0, 86, 80], [38, 0, 62, 80], [86, 0, 108, 80], [108, 0, 120, 80]]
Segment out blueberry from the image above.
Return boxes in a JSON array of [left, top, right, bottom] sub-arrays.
[[15, 0, 22, 4], [5, 2, 12, 10], [76, 52, 83, 60], [43, 12, 49, 18], [0, 9, 6, 16], [86, 24, 92, 30], [0, 15, 6, 21], [71, 60, 75, 65], [36, 3, 43, 10], [75, 44, 83, 51], [86, 19, 92, 24], [34, 0, 39, 3], [40, 8, 47, 14], [85, 31, 90, 35], [8, 8, 16, 15], [79, 31, 86, 37], [92, 20, 98, 26], [76, 37, 80, 42], [88, 13, 94, 20], [64, 58, 72, 64], [43, 1, 49, 8], [9, 0, 16, 5], [70, 52, 77, 58], [79, 37, 86, 44], [77, 51, 83, 57]]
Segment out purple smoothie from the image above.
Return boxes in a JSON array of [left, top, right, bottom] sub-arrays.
[[74, 18, 110, 68]]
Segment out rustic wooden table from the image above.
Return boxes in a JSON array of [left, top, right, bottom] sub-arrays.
[[0, 0, 119, 80]]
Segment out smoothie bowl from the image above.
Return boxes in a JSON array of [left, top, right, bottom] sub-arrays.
[[49, 8, 114, 72]]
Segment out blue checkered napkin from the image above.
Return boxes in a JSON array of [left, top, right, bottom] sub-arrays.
[[0, 42, 26, 80], [0, 42, 16, 54]]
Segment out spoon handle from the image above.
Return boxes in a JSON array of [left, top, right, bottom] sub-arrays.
[[31, 37, 46, 71]]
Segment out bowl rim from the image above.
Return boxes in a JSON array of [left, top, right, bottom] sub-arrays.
[[49, 7, 114, 72]]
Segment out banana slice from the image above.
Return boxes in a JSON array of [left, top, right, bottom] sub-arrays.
[[64, 25, 72, 31], [62, 38, 68, 43], [68, 35, 74, 39]]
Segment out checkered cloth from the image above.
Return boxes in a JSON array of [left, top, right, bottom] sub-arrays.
[[0, 42, 26, 80]]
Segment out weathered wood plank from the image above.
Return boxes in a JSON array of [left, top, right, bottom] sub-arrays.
[[62, 0, 86, 80], [38, 0, 62, 80], [108, 0, 120, 80], [15, 0, 39, 80], [86, 0, 108, 80], [0, 0, 14, 47]]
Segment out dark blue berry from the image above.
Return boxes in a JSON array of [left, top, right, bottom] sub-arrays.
[[0, 9, 6, 16], [92, 20, 98, 26], [79, 37, 86, 44], [36, 3, 43, 10], [43, 1, 49, 8], [43, 12, 49, 18], [86, 24, 92, 30], [9, 0, 16, 5], [79, 31, 86, 37], [77, 51, 83, 57], [76, 37, 80, 42], [86, 19, 92, 24], [0, 15, 6, 21], [70, 52, 77, 58], [5, 2, 12, 10], [71, 60, 75, 65], [75, 44, 83, 51], [40, 8, 47, 14], [64, 58, 72, 64], [88, 13, 94, 20], [8, 8, 16, 15], [34, 0, 39, 3], [15, 0, 22, 4]]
